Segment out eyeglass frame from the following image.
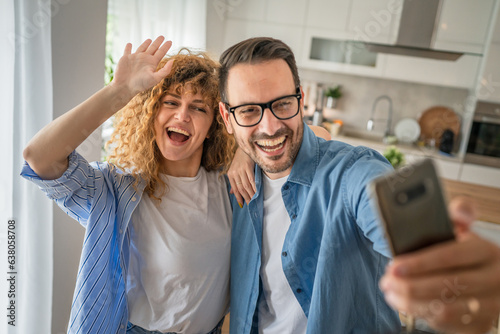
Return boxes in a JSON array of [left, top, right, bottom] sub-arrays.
[[223, 87, 302, 127]]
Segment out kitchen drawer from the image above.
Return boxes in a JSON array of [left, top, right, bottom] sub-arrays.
[[459, 163, 500, 188]]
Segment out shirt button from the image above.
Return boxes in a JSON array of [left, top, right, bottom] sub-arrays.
[[131, 196, 136, 201], [296, 288, 302, 293], [291, 214, 297, 219], [119, 229, 123, 234], [282, 251, 287, 257], [120, 325, 125, 329], [283, 185, 289, 190]]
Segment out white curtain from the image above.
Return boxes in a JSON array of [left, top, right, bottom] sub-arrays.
[[108, 0, 207, 61], [0, 0, 53, 333]]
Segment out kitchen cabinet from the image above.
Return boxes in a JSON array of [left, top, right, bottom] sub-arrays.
[[300, 28, 386, 77], [459, 163, 500, 188], [383, 54, 482, 89], [434, 0, 496, 54], [219, 0, 497, 89], [433, 158, 462, 180], [478, 4, 500, 103], [479, 43, 500, 103], [402, 153, 460, 181], [266, 0, 308, 26], [306, 0, 350, 31], [223, 19, 304, 63], [224, 0, 267, 21], [346, 0, 401, 44]]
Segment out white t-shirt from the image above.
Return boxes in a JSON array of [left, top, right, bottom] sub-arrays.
[[126, 167, 231, 334], [258, 175, 307, 334]]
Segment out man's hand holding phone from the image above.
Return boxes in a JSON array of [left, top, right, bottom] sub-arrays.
[[372, 160, 500, 333]]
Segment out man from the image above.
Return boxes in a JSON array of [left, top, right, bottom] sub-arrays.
[[219, 37, 500, 334]]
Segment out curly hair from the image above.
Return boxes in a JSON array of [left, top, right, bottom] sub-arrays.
[[106, 50, 235, 201]]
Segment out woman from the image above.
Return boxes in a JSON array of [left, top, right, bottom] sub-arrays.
[[22, 37, 234, 334]]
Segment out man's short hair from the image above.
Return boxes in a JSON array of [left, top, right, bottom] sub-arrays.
[[218, 37, 301, 103]]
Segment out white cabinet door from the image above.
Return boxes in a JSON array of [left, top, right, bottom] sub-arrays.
[[478, 43, 500, 103], [434, 0, 496, 54], [347, 0, 402, 44], [433, 159, 461, 180], [478, 4, 500, 103], [223, 19, 304, 62], [383, 54, 482, 89], [306, 0, 351, 31], [300, 28, 386, 77], [460, 163, 500, 188], [225, 0, 267, 21], [266, 0, 308, 26]]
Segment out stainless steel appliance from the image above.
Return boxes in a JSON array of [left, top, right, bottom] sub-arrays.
[[465, 101, 500, 168], [364, 0, 464, 61]]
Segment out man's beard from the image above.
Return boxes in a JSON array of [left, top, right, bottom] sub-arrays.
[[237, 122, 303, 175]]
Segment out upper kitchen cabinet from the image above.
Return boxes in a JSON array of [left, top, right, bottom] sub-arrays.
[[214, 0, 499, 89], [223, 19, 304, 63], [434, 0, 496, 54], [301, 28, 386, 77], [383, 54, 481, 89], [266, 0, 308, 26], [226, 0, 308, 25], [478, 44, 500, 103], [346, 0, 402, 44], [478, 4, 500, 103], [305, 0, 350, 31], [300, 0, 401, 77], [224, 0, 267, 21]]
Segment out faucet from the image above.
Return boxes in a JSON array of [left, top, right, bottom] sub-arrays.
[[367, 95, 393, 137]]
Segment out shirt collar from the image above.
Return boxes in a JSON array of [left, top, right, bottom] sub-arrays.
[[287, 121, 320, 187]]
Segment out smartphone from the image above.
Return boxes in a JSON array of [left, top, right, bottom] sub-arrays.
[[370, 158, 455, 256]]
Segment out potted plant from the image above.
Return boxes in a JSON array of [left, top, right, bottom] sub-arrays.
[[325, 85, 342, 109], [383, 146, 405, 168]]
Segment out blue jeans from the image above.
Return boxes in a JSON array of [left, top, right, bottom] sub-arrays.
[[126, 317, 224, 334]]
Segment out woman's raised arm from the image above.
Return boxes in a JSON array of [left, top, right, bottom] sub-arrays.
[[23, 36, 173, 180]]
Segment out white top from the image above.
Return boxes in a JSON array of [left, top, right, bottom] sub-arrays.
[[127, 167, 231, 333], [258, 175, 307, 334]]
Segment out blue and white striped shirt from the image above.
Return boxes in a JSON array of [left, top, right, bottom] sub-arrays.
[[21, 151, 146, 334]]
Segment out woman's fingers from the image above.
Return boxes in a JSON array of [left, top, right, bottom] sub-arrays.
[[123, 43, 132, 56], [155, 40, 173, 61], [155, 59, 174, 80], [135, 38, 152, 53], [145, 36, 165, 55], [228, 175, 254, 207], [246, 168, 257, 194], [228, 179, 244, 208]]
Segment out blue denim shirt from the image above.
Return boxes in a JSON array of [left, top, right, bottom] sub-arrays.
[[229, 124, 401, 334]]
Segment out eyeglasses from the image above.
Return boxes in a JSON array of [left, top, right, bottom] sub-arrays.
[[224, 87, 302, 127]]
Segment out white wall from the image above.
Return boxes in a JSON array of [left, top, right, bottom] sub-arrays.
[[51, 0, 107, 333]]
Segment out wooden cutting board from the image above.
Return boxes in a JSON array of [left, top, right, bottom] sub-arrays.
[[418, 106, 460, 147]]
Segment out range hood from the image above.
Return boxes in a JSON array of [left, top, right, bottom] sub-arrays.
[[364, 0, 463, 61]]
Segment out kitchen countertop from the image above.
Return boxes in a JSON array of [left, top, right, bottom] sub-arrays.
[[332, 132, 500, 225], [442, 179, 500, 225], [332, 133, 463, 163]]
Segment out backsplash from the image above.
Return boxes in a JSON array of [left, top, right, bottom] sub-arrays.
[[299, 67, 471, 137]]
